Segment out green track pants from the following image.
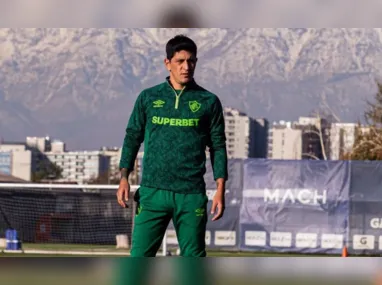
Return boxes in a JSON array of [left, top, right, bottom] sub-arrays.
[[130, 186, 209, 257]]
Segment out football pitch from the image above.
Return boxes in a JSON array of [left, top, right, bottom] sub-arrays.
[[0, 243, 335, 257], [0, 244, 376, 285]]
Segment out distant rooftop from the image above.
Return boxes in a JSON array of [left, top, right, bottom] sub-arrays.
[[0, 172, 27, 183], [0, 141, 25, 145], [224, 106, 247, 116]]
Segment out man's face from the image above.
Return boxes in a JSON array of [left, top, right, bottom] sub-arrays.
[[165, 50, 197, 86]]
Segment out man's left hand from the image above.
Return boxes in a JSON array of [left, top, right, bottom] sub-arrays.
[[211, 189, 225, 221]]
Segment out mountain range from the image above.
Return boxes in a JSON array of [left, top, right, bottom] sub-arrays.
[[0, 28, 381, 150]]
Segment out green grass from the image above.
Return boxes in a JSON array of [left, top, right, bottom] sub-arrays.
[[0, 244, 375, 285], [206, 250, 331, 257], [22, 242, 122, 251], [0, 243, 339, 257]]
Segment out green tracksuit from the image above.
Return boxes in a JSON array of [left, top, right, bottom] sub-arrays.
[[119, 77, 228, 257]]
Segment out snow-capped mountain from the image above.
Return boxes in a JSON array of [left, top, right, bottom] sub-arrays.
[[0, 28, 381, 149]]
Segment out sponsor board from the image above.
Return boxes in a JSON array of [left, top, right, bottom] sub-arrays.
[[321, 234, 343, 249], [166, 230, 211, 246], [353, 235, 375, 250], [244, 231, 267, 246], [214, 231, 236, 246], [243, 189, 327, 205], [205, 230, 211, 246], [295, 233, 318, 248], [270, 232, 292, 247], [206, 189, 230, 200], [370, 218, 382, 229]]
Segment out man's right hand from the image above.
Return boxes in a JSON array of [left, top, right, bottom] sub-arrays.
[[117, 178, 130, 208]]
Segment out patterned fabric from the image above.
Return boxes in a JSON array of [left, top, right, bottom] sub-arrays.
[[119, 77, 228, 193]]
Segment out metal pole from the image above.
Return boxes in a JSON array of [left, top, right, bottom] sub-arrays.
[[162, 231, 167, 256]]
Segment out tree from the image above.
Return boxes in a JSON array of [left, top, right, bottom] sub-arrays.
[[307, 109, 333, 160], [345, 80, 382, 160], [365, 80, 382, 128], [32, 160, 63, 182]]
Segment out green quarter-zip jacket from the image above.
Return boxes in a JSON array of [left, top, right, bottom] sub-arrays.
[[119, 77, 228, 193]]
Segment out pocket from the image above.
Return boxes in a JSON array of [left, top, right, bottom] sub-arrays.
[[133, 187, 140, 202], [134, 186, 162, 211], [134, 186, 156, 203], [133, 187, 168, 226], [202, 193, 208, 206]]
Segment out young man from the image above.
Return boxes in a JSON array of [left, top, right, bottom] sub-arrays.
[[116, 34, 228, 257]]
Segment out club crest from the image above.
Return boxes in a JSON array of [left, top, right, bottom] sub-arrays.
[[189, 101, 201, 113]]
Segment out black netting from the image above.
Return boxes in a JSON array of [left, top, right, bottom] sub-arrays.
[[0, 187, 134, 245]]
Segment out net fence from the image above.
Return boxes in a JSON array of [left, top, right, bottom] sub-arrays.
[[0, 184, 137, 247]]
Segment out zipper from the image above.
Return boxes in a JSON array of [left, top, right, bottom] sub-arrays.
[[174, 86, 186, 109], [167, 81, 186, 109]]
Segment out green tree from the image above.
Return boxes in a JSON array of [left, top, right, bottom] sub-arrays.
[[365, 80, 382, 128], [32, 160, 63, 182], [345, 81, 382, 160]]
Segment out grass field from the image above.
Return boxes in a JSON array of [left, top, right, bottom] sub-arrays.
[[0, 242, 338, 257], [0, 244, 377, 285]]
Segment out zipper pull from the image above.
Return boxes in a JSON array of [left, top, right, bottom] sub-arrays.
[[174, 86, 186, 109]]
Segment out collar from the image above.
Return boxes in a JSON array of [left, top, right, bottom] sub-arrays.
[[165, 76, 198, 90]]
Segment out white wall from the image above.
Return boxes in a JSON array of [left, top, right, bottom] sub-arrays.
[[11, 150, 32, 181]]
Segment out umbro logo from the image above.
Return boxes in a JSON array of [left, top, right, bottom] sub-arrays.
[[195, 208, 205, 217], [153, 100, 165, 108]]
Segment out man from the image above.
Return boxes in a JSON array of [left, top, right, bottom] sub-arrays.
[[116, 34, 228, 257]]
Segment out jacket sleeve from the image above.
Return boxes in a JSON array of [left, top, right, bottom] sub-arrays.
[[119, 91, 146, 171], [208, 96, 228, 181]]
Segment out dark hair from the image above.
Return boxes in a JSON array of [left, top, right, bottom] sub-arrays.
[[166, 35, 197, 60]]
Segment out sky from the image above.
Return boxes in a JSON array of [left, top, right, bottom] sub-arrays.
[[1, 0, 382, 28]]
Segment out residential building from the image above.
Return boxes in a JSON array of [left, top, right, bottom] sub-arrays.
[[45, 151, 110, 183], [268, 117, 330, 160], [51, 140, 66, 153], [0, 143, 32, 181], [25, 136, 52, 173], [223, 107, 268, 159], [26, 136, 51, 153], [100, 147, 122, 183], [329, 123, 357, 160], [268, 122, 302, 159], [299, 116, 331, 159], [253, 118, 269, 158], [135, 151, 144, 185]]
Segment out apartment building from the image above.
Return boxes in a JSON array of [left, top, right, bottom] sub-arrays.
[[25, 136, 52, 173], [268, 117, 330, 160], [98, 147, 144, 184], [51, 140, 66, 153], [100, 147, 122, 182], [268, 122, 303, 160], [135, 151, 144, 185], [253, 118, 269, 158], [26, 136, 51, 153], [45, 150, 110, 183], [223, 107, 268, 159], [0, 142, 32, 181], [329, 123, 357, 160]]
